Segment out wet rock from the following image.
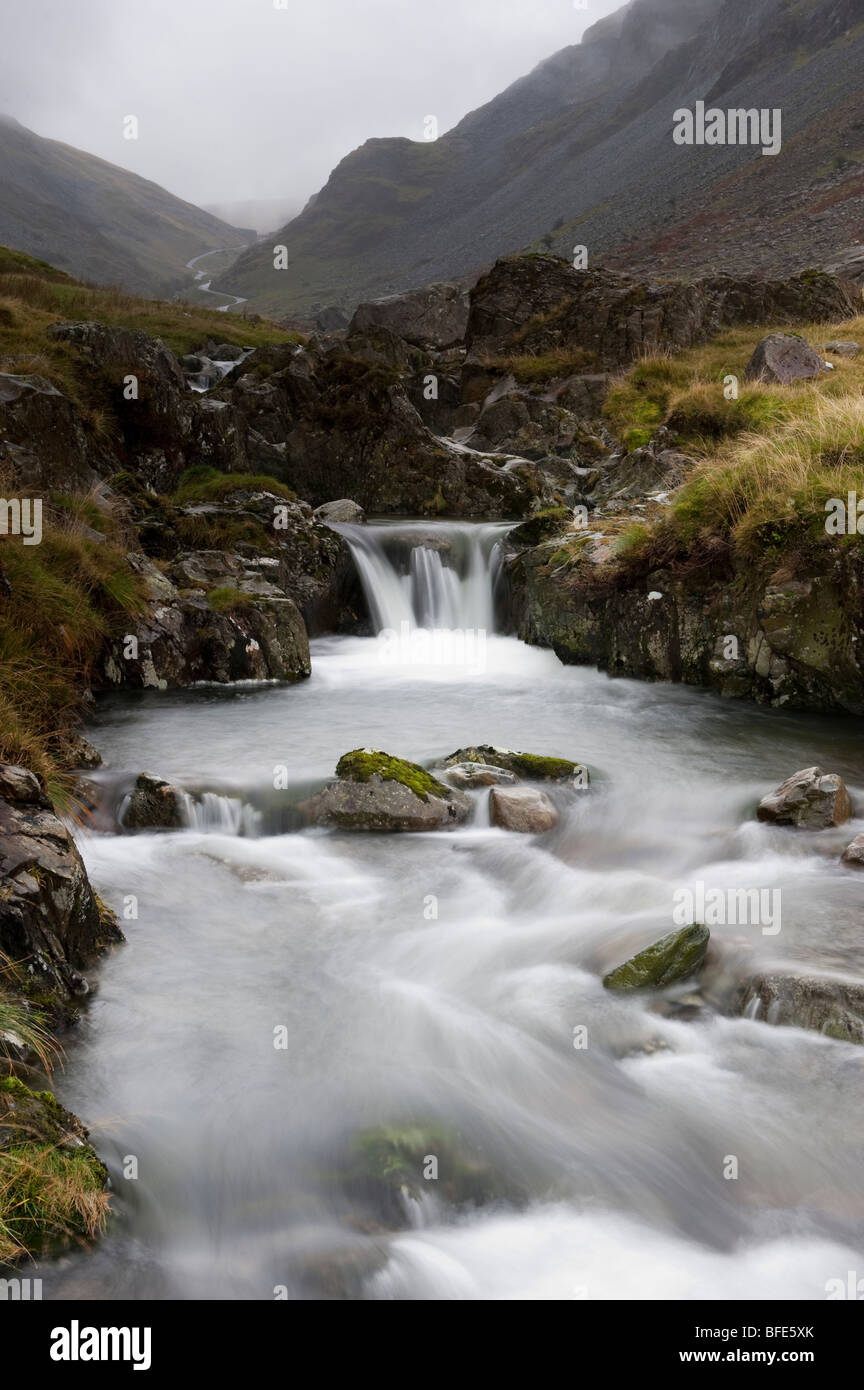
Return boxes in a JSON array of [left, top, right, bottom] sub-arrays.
[[348, 284, 469, 350], [302, 749, 471, 832], [603, 924, 710, 992], [0, 372, 101, 492], [345, 1123, 508, 1229], [54, 731, 103, 771], [122, 773, 188, 831], [314, 499, 366, 525], [443, 763, 517, 789], [744, 333, 827, 385], [0, 764, 123, 1015], [209, 343, 247, 362], [841, 833, 864, 867], [740, 972, 864, 1045], [489, 785, 559, 833], [756, 766, 851, 829], [508, 508, 573, 547], [443, 745, 588, 783]]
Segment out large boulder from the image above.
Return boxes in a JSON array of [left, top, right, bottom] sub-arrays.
[[744, 333, 828, 385], [489, 785, 558, 833], [442, 745, 588, 783], [756, 767, 851, 829], [740, 972, 864, 1045], [314, 499, 366, 525], [0, 765, 123, 1015], [122, 773, 188, 831], [348, 284, 469, 350], [603, 924, 710, 991], [302, 750, 471, 832]]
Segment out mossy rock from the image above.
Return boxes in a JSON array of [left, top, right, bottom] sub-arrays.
[[443, 745, 588, 784], [508, 508, 573, 547], [603, 924, 710, 991], [335, 749, 450, 802], [346, 1124, 504, 1226]]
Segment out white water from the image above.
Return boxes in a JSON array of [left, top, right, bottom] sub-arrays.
[[184, 246, 248, 312], [43, 521, 864, 1300]]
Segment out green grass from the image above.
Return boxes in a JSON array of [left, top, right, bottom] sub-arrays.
[[207, 585, 251, 614], [481, 346, 596, 383], [0, 1137, 109, 1265], [172, 465, 295, 505]]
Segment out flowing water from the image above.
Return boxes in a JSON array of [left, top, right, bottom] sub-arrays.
[[43, 521, 864, 1300]]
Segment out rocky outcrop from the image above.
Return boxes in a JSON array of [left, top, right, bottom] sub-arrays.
[[740, 972, 864, 1045], [314, 499, 366, 525], [122, 773, 188, 831], [489, 786, 559, 833], [102, 552, 311, 689], [0, 765, 123, 1017], [302, 750, 471, 832], [744, 333, 828, 385], [0, 372, 102, 492], [507, 540, 864, 713], [348, 284, 469, 350], [465, 258, 855, 367], [756, 767, 851, 829], [603, 924, 710, 991]]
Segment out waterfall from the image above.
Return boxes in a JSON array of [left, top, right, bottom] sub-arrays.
[[184, 791, 261, 837], [331, 521, 510, 634]]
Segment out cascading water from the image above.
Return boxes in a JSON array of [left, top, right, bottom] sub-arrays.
[[38, 520, 864, 1301]]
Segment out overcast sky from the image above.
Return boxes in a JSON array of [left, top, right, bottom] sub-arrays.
[[0, 0, 621, 221]]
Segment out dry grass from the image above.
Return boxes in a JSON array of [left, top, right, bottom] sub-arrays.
[[0, 1138, 109, 1264]]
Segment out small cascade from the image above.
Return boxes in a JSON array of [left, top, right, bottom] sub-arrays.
[[184, 791, 261, 837], [332, 520, 510, 634]]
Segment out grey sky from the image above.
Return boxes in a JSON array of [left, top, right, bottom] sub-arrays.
[[0, 0, 621, 220]]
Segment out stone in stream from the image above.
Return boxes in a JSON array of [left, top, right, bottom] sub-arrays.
[[442, 745, 588, 784], [0, 763, 123, 1016], [744, 333, 828, 385], [756, 766, 851, 829], [740, 972, 864, 1045], [841, 833, 864, 867], [603, 924, 710, 992], [123, 772, 188, 831], [443, 762, 518, 789], [301, 749, 471, 832], [489, 785, 559, 833]]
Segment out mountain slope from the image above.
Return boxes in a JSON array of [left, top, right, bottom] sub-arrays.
[[225, 0, 864, 317], [0, 115, 250, 297]]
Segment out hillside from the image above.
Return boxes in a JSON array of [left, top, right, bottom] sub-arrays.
[[0, 115, 250, 298], [224, 0, 864, 318]]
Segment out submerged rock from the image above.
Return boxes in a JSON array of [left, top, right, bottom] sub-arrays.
[[123, 773, 188, 831], [744, 333, 827, 385], [345, 1123, 505, 1228], [603, 924, 710, 992], [740, 972, 864, 1045], [443, 745, 587, 784], [756, 766, 851, 829], [489, 785, 559, 833], [0, 764, 123, 1016], [302, 749, 471, 832]]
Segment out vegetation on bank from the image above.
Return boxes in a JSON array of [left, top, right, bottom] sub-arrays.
[[596, 312, 864, 577], [0, 1077, 110, 1266]]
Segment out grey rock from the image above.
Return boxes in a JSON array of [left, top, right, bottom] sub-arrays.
[[349, 284, 469, 350], [443, 762, 518, 789], [823, 340, 861, 358], [741, 972, 864, 1045], [757, 766, 851, 829], [841, 833, 864, 867], [314, 499, 366, 525], [744, 333, 827, 385]]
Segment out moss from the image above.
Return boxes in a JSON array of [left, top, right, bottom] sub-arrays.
[[349, 1124, 501, 1211], [207, 585, 252, 614], [445, 745, 585, 783], [509, 507, 572, 546], [603, 924, 710, 991], [172, 466, 296, 505], [335, 749, 450, 802]]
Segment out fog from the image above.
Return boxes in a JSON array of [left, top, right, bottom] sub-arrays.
[[0, 0, 621, 228]]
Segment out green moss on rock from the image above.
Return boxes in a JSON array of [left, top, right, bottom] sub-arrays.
[[444, 745, 587, 784], [335, 749, 450, 802], [603, 924, 710, 991]]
